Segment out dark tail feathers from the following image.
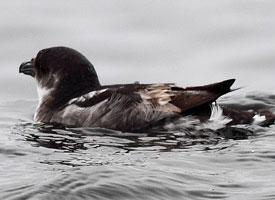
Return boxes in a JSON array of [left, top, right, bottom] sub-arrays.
[[185, 79, 236, 95]]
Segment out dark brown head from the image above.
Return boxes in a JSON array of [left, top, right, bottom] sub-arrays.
[[19, 47, 101, 108]]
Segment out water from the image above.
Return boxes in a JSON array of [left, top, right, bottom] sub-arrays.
[[1, 1, 275, 199]]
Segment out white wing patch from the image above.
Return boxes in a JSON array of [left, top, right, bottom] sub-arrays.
[[68, 88, 107, 105]]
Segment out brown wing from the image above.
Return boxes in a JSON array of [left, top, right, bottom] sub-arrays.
[[65, 79, 235, 131], [72, 79, 235, 114], [170, 79, 235, 113]]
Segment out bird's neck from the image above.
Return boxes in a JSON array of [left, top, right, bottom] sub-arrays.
[[34, 86, 55, 122], [34, 84, 100, 123]]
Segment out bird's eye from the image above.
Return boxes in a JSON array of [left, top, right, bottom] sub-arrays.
[[33, 58, 44, 71]]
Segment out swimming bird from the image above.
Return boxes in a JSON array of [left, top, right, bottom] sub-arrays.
[[19, 46, 242, 132]]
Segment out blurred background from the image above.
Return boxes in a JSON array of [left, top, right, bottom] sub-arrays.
[[1, 0, 275, 101]]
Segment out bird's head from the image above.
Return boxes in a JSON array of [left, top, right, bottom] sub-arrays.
[[19, 46, 101, 107]]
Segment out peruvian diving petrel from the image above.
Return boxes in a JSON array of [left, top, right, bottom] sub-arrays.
[[19, 47, 273, 132]]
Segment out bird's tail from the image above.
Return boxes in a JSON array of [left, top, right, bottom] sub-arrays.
[[185, 79, 236, 95]]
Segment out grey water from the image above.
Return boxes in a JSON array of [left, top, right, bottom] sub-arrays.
[[1, 1, 275, 199]]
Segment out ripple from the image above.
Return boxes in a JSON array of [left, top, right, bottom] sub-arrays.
[[12, 120, 262, 155], [2, 92, 275, 200], [7, 168, 189, 200], [186, 190, 227, 199], [0, 148, 26, 157]]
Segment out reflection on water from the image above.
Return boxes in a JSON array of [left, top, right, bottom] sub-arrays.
[[13, 118, 255, 154], [16, 123, 88, 152]]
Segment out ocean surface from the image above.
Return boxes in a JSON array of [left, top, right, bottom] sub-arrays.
[[1, 1, 275, 199]]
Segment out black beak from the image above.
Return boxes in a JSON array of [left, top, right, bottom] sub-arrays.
[[19, 61, 35, 77]]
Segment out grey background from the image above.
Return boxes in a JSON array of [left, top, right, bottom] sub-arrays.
[[1, 0, 275, 100]]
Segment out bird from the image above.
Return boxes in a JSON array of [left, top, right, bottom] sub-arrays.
[[19, 47, 272, 132]]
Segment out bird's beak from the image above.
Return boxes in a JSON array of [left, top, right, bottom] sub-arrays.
[[19, 61, 35, 77]]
